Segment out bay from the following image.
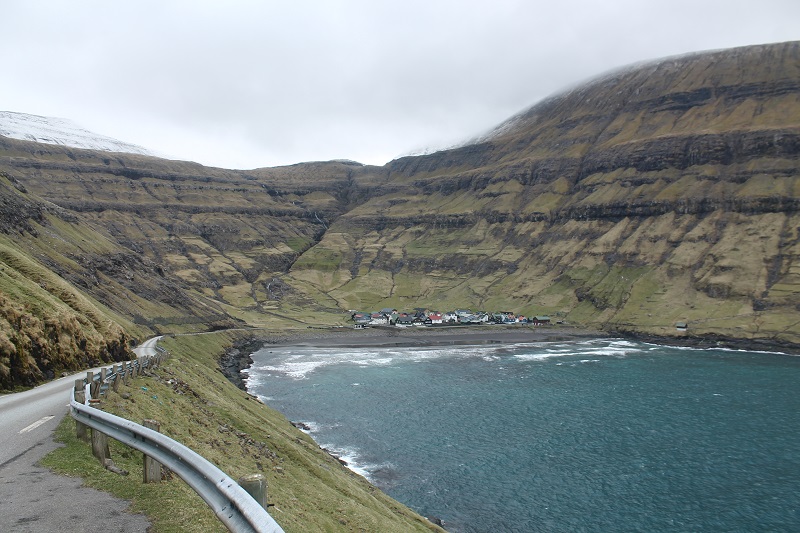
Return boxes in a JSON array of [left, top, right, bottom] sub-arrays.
[[246, 337, 800, 532]]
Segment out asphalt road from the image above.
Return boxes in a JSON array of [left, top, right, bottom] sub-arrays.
[[0, 359, 155, 532], [132, 335, 162, 359]]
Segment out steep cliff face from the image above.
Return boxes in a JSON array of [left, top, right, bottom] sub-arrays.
[[291, 41, 800, 345], [0, 136, 387, 332], [0, 174, 135, 389]]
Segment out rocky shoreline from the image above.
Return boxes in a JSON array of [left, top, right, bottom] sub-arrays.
[[616, 330, 800, 355], [218, 338, 264, 391], [219, 325, 799, 391]]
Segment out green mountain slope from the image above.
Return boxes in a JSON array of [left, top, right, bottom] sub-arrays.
[[0, 138, 388, 335], [0, 173, 134, 389], [290, 41, 800, 346]]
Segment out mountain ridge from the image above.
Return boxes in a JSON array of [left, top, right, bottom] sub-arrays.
[[293, 40, 800, 343], [0, 111, 159, 158]]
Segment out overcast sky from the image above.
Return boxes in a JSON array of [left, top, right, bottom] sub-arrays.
[[3, 1, 798, 169]]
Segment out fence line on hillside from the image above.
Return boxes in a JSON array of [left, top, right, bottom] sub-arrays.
[[69, 351, 284, 533]]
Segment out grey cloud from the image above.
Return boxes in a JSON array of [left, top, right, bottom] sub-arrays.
[[2, 0, 799, 168]]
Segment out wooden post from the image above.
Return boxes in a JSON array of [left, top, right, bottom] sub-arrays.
[[239, 473, 268, 509], [123, 363, 131, 385], [74, 379, 89, 442], [87, 371, 101, 400], [91, 428, 110, 463], [112, 365, 121, 393], [73, 378, 85, 404], [99, 368, 108, 398], [142, 419, 163, 483]]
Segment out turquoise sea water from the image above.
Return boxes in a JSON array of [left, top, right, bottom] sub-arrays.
[[246, 337, 800, 532]]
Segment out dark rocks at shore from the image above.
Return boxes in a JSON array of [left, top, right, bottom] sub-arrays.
[[321, 447, 349, 467], [291, 421, 313, 431], [218, 338, 266, 391], [619, 330, 800, 355], [427, 516, 446, 528], [289, 421, 352, 467]]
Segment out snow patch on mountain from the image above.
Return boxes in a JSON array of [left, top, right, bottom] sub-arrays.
[[0, 111, 159, 157]]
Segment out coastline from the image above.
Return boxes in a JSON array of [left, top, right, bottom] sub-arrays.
[[616, 330, 800, 355], [219, 325, 606, 389], [219, 325, 800, 390], [216, 325, 799, 530]]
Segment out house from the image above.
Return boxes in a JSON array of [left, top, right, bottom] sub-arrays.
[[442, 312, 459, 323], [351, 312, 371, 325], [370, 313, 389, 325], [356, 305, 561, 329], [676, 322, 688, 331], [396, 315, 414, 327]]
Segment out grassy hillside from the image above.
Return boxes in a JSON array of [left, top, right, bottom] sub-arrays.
[[43, 331, 443, 533], [0, 237, 134, 388], [288, 41, 800, 346], [0, 172, 139, 389], [0, 140, 383, 333]]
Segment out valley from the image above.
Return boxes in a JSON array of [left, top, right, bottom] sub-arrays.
[[2, 41, 800, 391]]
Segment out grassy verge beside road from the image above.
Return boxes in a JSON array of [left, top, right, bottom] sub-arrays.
[[42, 330, 442, 533]]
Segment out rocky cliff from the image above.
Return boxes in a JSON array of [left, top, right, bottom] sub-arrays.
[[291, 41, 800, 345], [0, 136, 387, 332]]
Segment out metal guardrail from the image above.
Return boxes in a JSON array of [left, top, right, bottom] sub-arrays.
[[69, 356, 285, 533]]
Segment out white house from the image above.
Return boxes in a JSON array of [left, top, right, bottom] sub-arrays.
[[370, 313, 389, 325]]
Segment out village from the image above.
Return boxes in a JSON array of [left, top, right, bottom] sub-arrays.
[[349, 308, 553, 328]]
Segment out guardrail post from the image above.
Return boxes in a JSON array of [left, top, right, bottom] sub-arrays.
[[89, 371, 103, 400], [74, 379, 89, 442], [91, 427, 110, 464], [112, 365, 121, 393], [85, 371, 109, 462], [142, 419, 163, 483], [238, 473, 269, 510]]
